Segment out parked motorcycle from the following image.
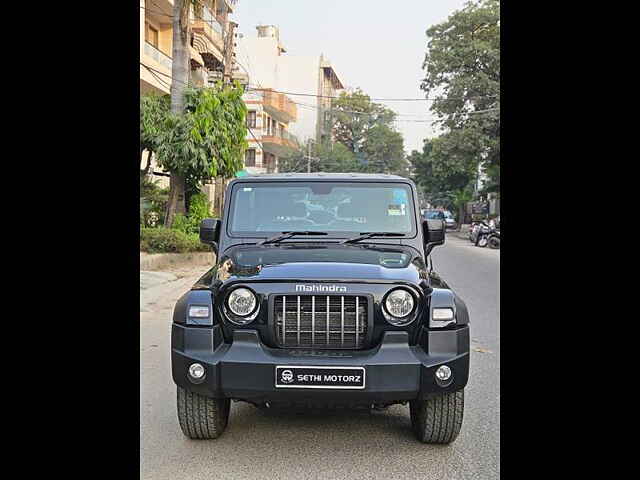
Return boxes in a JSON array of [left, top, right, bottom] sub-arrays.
[[469, 221, 485, 243], [471, 221, 492, 246], [487, 229, 500, 249]]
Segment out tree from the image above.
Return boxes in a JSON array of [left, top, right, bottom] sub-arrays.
[[331, 89, 396, 153], [140, 93, 170, 175], [155, 84, 248, 226], [278, 141, 358, 173], [409, 137, 475, 222], [361, 124, 407, 175], [330, 89, 406, 174], [420, 0, 500, 191], [164, 0, 196, 227]]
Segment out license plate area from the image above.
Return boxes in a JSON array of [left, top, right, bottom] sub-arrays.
[[275, 366, 366, 389]]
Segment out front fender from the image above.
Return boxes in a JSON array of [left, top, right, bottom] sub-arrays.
[[173, 289, 216, 326], [429, 288, 469, 327]]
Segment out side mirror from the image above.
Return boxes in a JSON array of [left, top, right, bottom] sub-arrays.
[[200, 218, 221, 248], [423, 219, 445, 256]]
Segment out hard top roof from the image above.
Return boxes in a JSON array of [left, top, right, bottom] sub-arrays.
[[230, 172, 413, 183]]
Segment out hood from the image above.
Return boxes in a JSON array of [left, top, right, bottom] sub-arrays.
[[200, 243, 429, 286]]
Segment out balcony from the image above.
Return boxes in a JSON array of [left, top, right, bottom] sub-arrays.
[[262, 130, 298, 156], [262, 90, 297, 123], [144, 42, 172, 71], [192, 7, 224, 54]]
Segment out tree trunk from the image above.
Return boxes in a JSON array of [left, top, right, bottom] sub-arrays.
[[458, 203, 466, 230], [164, 173, 186, 227], [165, 0, 191, 227]]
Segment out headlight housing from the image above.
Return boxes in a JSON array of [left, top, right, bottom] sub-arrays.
[[226, 287, 258, 324], [384, 288, 415, 325]]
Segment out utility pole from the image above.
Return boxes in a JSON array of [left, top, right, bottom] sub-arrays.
[[223, 21, 238, 85], [213, 16, 238, 214], [306, 139, 316, 173]]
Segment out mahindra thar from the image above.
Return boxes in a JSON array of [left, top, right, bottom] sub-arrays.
[[171, 173, 470, 444]]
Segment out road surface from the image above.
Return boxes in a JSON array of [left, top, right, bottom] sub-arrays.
[[140, 234, 499, 479]]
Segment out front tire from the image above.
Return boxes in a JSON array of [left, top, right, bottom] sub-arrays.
[[488, 237, 500, 249], [410, 390, 464, 444], [177, 386, 230, 439]]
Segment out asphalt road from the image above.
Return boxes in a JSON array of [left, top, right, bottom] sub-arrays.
[[140, 234, 500, 479]]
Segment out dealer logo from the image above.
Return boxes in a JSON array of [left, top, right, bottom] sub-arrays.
[[280, 369, 294, 384]]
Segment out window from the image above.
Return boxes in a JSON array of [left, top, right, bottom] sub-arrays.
[[146, 24, 159, 48], [245, 149, 256, 167], [229, 182, 416, 235], [247, 111, 256, 128]]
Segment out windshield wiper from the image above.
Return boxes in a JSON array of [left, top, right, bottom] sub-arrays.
[[341, 232, 405, 244], [259, 231, 328, 245]]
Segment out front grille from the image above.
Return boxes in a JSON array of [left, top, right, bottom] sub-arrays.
[[274, 295, 368, 349]]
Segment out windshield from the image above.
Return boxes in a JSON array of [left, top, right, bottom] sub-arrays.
[[424, 211, 444, 219], [228, 182, 416, 236]]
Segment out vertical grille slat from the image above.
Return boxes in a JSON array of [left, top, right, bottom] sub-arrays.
[[297, 296, 301, 345], [355, 297, 359, 348], [326, 296, 330, 345], [341, 296, 345, 347], [274, 294, 367, 350]]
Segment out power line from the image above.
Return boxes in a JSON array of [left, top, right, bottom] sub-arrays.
[[141, 63, 173, 90], [246, 124, 265, 151], [246, 86, 498, 102]]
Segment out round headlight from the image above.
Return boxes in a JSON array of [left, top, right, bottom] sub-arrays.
[[385, 289, 415, 320], [227, 288, 257, 318]]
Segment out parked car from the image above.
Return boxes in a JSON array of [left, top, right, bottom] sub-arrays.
[[423, 209, 445, 221], [171, 173, 470, 444], [442, 211, 457, 230]]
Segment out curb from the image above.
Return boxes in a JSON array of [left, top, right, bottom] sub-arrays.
[[140, 251, 215, 271]]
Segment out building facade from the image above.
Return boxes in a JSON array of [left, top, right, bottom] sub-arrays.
[[140, 0, 237, 95], [140, 0, 238, 204], [236, 25, 344, 146], [242, 89, 298, 174]]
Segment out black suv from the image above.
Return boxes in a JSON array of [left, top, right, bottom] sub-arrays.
[[171, 173, 470, 444]]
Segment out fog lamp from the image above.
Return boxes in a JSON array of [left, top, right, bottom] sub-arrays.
[[435, 365, 452, 381], [188, 363, 205, 380]]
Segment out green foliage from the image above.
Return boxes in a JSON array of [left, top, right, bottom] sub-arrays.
[[278, 141, 358, 173], [155, 84, 249, 186], [140, 177, 170, 227], [409, 138, 474, 213], [331, 89, 397, 153], [278, 88, 408, 175], [420, 0, 500, 189], [140, 93, 170, 156], [140, 228, 209, 253], [361, 124, 408, 176], [171, 193, 211, 235]]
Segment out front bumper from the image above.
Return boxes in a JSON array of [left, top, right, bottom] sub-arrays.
[[172, 325, 469, 405]]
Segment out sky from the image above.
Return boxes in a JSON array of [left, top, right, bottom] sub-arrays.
[[231, 0, 468, 154]]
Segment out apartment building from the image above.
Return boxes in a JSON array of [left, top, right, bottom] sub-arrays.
[[236, 25, 344, 146], [140, 0, 237, 94], [241, 89, 298, 174], [140, 0, 238, 207]]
